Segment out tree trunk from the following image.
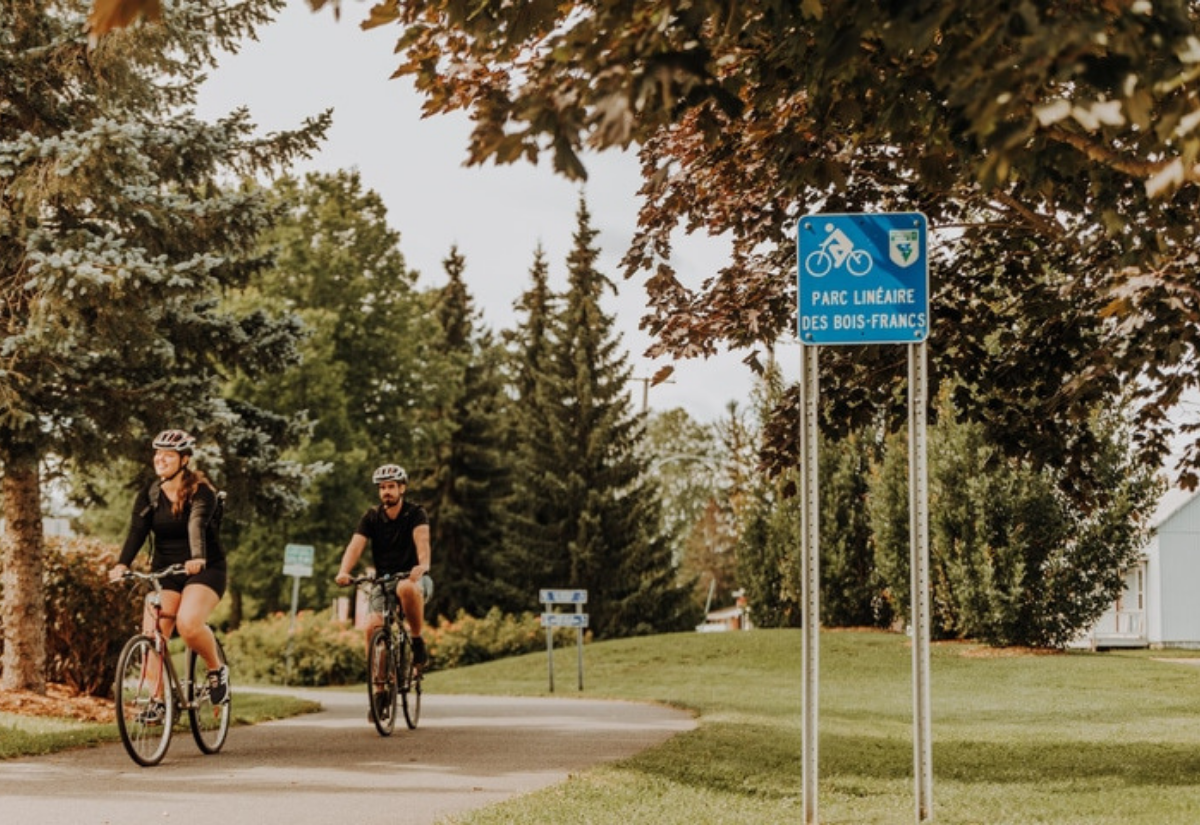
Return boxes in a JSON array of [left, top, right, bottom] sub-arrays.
[[1, 452, 46, 693]]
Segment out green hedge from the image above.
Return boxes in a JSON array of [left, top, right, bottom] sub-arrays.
[[220, 606, 586, 686], [428, 608, 581, 669], [221, 610, 366, 686]]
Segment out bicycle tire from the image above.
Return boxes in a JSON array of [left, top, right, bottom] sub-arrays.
[[400, 634, 421, 729], [368, 627, 398, 736], [114, 634, 175, 767], [188, 635, 231, 754]]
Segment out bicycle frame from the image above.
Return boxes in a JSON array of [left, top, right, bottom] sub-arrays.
[[125, 565, 193, 711], [343, 570, 422, 734]]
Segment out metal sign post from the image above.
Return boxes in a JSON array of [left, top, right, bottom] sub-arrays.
[[798, 212, 932, 823], [540, 589, 588, 692], [909, 342, 933, 821], [800, 343, 821, 825], [282, 543, 315, 685]]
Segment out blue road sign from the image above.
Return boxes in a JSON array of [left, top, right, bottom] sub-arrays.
[[541, 612, 590, 628], [798, 213, 929, 345], [539, 589, 588, 604]]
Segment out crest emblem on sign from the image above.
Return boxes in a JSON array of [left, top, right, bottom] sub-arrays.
[[889, 229, 920, 269]]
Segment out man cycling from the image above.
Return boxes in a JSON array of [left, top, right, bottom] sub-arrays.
[[336, 464, 433, 668]]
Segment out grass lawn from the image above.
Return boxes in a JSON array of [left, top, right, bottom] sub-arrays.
[[429, 629, 1200, 825], [6, 629, 1200, 824]]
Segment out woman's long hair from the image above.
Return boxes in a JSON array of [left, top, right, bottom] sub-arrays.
[[172, 465, 215, 518]]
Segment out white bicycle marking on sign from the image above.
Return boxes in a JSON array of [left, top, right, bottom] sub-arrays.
[[804, 223, 873, 277]]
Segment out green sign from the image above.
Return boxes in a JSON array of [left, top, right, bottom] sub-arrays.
[[283, 543, 314, 578]]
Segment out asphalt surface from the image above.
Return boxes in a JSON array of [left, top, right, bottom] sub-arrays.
[[0, 687, 695, 825]]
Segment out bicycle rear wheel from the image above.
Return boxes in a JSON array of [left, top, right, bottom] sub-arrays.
[[399, 635, 421, 729], [368, 628, 398, 736], [188, 635, 231, 754], [114, 635, 175, 767]]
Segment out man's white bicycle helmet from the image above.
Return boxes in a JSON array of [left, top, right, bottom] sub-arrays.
[[152, 429, 196, 455], [372, 464, 408, 484]]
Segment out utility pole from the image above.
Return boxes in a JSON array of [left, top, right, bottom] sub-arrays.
[[631, 375, 675, 413]]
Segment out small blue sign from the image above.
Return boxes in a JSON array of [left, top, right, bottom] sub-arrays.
[[798, 213, 929, 345], [539, 589, 588, 604]]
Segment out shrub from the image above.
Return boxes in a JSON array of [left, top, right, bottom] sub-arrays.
[[427, 608, 584, 670], [0, 536, 142, 696], [219, 607, 588, 685], [221, 609, 365, 686]]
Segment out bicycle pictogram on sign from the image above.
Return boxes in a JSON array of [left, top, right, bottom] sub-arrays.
[[804, 223, 873, 277]]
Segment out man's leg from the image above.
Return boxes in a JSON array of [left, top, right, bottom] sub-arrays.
[[397, 580, 427, 664]]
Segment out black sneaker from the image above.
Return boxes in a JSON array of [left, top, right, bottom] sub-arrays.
[[207, 664, 231, 706], [411, 636, 428, 666], [136, 700, 166, 726]]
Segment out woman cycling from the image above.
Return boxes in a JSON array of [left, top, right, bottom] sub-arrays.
[[108, 429, 229, 717]]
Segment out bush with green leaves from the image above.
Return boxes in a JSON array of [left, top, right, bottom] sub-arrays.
[[0, 537, 142, 696], [427, 608, 580, 669], [221, 609, 366, 686], [220, 606, 583, 684], [870, 396, 1162, 648]]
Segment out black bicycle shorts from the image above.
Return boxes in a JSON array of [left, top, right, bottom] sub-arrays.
[[159, 565, 228, 599]]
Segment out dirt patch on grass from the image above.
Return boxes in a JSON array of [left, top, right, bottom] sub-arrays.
[[955, 644, 1064, 658], [0, 684, 115, 724]]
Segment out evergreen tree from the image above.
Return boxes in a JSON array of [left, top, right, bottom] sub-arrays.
[[870, 390, 1162, 647], [820, 429, 888, 628], [424, 247, 510, 618], [736, 368, 801, 628], [224, 170, 450, 619], [499, 199, 697, 637], [0, 0, 327, 690], [494, 245, 562, 613]]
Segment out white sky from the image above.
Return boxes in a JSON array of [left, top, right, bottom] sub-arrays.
[[193, 2, 794, 424]]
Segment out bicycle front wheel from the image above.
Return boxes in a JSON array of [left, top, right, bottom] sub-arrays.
[[368, 628, 398, 736], [399, 635, 421, 729], [188, 635, 230, 754], [114, 634, 175, 767]]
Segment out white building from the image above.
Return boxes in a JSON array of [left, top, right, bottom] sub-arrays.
[[1082, 489, 1200, 649]]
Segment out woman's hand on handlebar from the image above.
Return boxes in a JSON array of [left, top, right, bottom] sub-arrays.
[[184, 558, 207, 576], [108, 564, 129, 583], [335, 571, 352, 586]]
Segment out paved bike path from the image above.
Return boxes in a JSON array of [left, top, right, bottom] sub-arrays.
[[0, 689, 694, 825]]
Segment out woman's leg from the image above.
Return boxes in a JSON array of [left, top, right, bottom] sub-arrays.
[[175, 583, 221, 669]]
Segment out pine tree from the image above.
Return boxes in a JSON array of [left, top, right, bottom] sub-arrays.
[[0, 0, 328, 690], [499, 198, 696, 637], [493, 245, 564, 612], [424, 247, 510, 618]]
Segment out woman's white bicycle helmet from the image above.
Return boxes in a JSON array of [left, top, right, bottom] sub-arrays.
[[152, 429, 196, 455], [372, 464, 408, 484]]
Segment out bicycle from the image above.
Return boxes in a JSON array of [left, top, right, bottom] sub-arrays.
[[112, 564, 231, 766], [342, 571, 423, 736]]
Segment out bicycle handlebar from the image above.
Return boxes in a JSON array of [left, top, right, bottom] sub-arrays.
[[338, 570, 414, 588], [119, 563, 189, 583]]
